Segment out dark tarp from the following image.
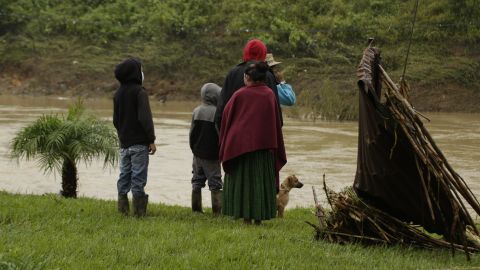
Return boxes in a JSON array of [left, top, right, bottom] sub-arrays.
[[353, 47, 465, 238]]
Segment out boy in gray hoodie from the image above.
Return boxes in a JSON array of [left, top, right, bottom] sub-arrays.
[[189, 83, 223, 215]]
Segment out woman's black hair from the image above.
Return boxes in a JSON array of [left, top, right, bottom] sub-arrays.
[[244, 61, 269, 82]]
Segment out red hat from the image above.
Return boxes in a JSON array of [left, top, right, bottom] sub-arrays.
[[242, 39, 267, 62]]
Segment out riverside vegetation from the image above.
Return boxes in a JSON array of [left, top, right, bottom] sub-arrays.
[[0, 191, 479, 269], [1, 0, 479, 120]]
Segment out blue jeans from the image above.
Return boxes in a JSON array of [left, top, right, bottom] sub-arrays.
[[117, 144, 149, 197]]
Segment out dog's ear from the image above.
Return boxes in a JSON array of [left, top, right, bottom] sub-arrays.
[[286, 176, 293, 186], [280, 183, 286, 190], [289, 175, 297, 185]]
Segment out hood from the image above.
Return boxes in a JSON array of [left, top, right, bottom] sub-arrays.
[[201, 83, 221, 106], [242, 39, 267, 62], [114, 57, 143, 84]]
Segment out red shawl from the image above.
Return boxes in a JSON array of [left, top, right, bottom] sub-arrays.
[[242, 39, 267, 62], [219, 84, 286, 187]]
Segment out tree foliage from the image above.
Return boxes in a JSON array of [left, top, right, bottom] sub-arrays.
[[1, 0, 478, 52], [0, 0, 479, 119]]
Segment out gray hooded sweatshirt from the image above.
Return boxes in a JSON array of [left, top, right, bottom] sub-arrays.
[[189, 83, 221, 160]]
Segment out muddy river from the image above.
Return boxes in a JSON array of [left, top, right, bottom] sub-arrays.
[[0, 95, 478, 215]]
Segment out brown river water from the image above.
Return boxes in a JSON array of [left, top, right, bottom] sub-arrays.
[[0, 95, 479, 216]]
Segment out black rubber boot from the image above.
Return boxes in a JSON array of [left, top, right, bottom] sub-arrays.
[[133, 194, 148, 218], [211, 190, 222, 216], [192, 190, 203, 213], [117, 194, 129, 216]]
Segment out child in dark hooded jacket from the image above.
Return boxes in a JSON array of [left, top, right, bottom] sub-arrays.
[[113, 57, 156, 218], [189, 83, 223, 215]]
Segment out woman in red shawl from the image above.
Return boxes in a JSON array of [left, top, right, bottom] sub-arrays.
[[219, 61, 287, 225]]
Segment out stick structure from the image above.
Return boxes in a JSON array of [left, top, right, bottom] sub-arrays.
[[310, 43, 480, 258], [308, 186, 479, 253]]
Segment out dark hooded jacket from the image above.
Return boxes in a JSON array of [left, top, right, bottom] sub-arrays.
[[189, 83, 221, 160], [214, 40, 282, 129], [113, 58, 156, 148]]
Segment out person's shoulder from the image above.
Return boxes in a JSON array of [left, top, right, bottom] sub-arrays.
[[228, 86, 247, 101], [236, 85, 270, 98], [192, 104, 200, 111], [114, 85, 129, 99], [255, 84, 274, 93], [235, 85, 250, 94], [192, 104, 203, 113], [266, 71, 277, 84], [228, 62, 246, 74], [257, 85, 277, 100], [193, 103, 216, 114], [233, 62, 246, 69]]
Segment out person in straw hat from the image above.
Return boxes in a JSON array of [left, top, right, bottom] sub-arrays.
[[266, 53, 296, 106]]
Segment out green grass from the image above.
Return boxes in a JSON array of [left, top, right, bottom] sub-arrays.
[[0, 192, 478, 269]]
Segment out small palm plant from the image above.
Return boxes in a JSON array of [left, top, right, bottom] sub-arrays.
[[10, 100, 118, 198]]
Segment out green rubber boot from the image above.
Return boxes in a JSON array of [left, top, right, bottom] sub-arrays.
[[192, 190, 203, 213], [117, 194, 129, 216], [211, 190, 222, 216]]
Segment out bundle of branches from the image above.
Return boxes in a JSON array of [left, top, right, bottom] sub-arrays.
[[378, 50, 480, 251], [309, 43, 480, 258], [308, 184, 479, 253]]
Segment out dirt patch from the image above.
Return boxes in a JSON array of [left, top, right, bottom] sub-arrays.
[[410, 83, 480, 113], [1, 66, 479, 113], [0, 64, 199, 102]]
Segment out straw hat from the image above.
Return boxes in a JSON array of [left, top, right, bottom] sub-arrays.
[[266, 53, 281, 67]]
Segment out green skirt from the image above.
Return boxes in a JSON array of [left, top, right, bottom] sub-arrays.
[[222, 150, 277, 220]]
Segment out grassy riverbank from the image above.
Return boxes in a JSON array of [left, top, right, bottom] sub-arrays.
[[0, 192, 478, 269]]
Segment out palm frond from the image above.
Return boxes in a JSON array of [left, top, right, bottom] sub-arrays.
[[36, 152, 64, 175], [10, 101, 119, 176], [45, 125, 68, 152], [66, 98, 85, 121], [10, 115, 62, 161], [71, 116, 119, 167]]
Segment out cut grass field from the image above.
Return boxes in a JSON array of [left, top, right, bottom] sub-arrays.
[[0, 191, 478, 269]]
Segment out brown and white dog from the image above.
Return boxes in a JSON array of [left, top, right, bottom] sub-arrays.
[[277, 175, 303, 218]]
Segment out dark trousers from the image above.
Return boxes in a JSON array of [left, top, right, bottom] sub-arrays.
[[191, 156, 222, 191]]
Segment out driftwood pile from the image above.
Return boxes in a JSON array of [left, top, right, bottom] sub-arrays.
[[309, 183, 479, 253], [309, 44, 480, 258]]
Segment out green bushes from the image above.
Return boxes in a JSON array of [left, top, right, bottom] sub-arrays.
[[2, 0, 478, 54], [0, 0, 479, 119]]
